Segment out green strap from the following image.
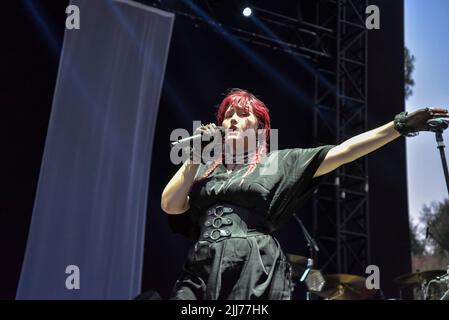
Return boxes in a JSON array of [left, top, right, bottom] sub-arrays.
[[394, 111, 419, 137]]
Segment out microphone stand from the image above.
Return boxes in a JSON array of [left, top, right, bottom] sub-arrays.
[[293, 214, 320, 300], [435, 131, 449, 196], [426, 119, 449, 299], [428, 119, 449, 195]]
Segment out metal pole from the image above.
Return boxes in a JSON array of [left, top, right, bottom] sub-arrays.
[[435, 131, 449, 195]]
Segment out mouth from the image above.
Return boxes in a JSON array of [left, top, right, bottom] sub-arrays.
[[225, 126, 240, 137]]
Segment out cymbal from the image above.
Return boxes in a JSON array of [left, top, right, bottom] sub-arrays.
[[394, 269, 447, 286], [286, 254, 309, 265], [311, 274, 377, 300]]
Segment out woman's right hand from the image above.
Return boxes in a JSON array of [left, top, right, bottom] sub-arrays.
[[193, 123, 220, 139], [162, 123, 222, 214], [190, 123, 222, 163]]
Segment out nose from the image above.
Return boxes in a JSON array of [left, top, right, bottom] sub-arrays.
[[230, 111, 241, 124]]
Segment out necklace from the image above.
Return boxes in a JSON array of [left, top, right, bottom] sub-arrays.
[[226, 164, 241, 174], [222, 150, 255, 174], [226, 164, 243, 174]]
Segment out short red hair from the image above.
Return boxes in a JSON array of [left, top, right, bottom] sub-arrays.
[[196, 89, 271, 185], [216, 88, 271, 145]]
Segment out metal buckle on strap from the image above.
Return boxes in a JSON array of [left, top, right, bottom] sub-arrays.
[[200, 203, 273, 242], [208, 205, 234, 217], [204, 217, 233, 228], [203, 229, 231, 241]]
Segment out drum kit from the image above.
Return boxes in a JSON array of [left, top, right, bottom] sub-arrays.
[[289, 215, 449, 300], [286, 253, 449, 300], [287, 253, 378, 300], [394, 268, 449, 300]]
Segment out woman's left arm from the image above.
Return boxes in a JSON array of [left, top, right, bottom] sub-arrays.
[[314, 107, 449, 178]]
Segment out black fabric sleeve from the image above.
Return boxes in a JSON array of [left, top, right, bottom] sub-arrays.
[[273, 145, 336, 227]]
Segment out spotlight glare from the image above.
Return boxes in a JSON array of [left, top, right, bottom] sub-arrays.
[[242, 7, 252, 17]]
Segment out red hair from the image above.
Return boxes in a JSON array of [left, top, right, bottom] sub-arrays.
[[216, 88, 271, 142], [196, 89, 271, 185]]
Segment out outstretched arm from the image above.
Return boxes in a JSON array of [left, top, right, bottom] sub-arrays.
[[314, 121, 399, 178], [313, 107, 449, 178]]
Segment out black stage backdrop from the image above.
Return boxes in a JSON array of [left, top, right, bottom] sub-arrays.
[[1, 0, 409, 300], [367, 0, 411, 299]]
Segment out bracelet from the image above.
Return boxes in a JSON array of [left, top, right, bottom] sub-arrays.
[[393, 111, 419, 137]]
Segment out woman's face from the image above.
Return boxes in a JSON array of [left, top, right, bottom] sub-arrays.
[[221, 105, 259, 150]]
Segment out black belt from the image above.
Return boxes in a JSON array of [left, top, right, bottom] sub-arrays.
[[198, 203, 273, 243]]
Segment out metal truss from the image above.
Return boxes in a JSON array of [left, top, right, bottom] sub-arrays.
[[312, 0, 370, 275], [149, 0, 334, 59]]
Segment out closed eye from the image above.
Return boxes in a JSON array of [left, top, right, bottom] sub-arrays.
[[224, 107, 250, 118], [238, 110, 250, 117]]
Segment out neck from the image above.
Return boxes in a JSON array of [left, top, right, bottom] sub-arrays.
[[222, 144, 258, 165]]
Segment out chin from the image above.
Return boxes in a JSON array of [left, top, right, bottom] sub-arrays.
[[224, 135, 243, 146], [225, 134, 241, 140], [225, 136, 240, 143]]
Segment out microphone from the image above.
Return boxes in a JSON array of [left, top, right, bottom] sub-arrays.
[[170, 126, 225, 149], [427, 118, 449, 132], [293, 214, 320, 253]]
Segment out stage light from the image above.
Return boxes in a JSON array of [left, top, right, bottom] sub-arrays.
[[242, 7, 252, 17]]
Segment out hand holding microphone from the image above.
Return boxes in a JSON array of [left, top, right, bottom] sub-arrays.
[[171, 123, 222, 164], [393, 107, 449, 137], [427, 118, 449, 132], [170, 123, 224, 149], [191, 123, 223, 164], [194, 123, 222, 140]]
